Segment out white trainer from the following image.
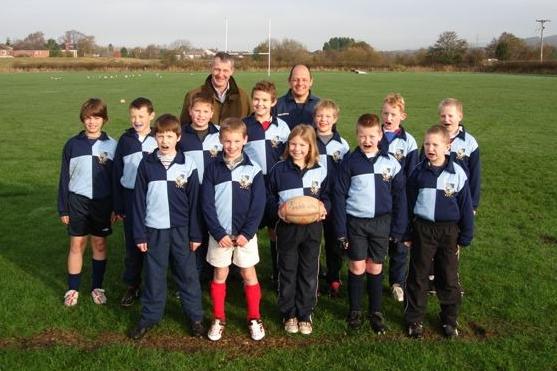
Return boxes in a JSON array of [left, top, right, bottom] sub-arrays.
[[284, 317, 299, 334], [207, 319, 225, 341], [391, 283, 404, 302], [91, 288, 107, 305], [248, 319, 266, 341], [298, 321, 313, 335], [64, 289, 79, 307]]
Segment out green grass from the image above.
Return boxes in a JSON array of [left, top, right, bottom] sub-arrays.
[[0, 71, 556, 370]]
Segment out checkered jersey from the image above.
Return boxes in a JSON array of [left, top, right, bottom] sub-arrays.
[[380, 126, 418, 177], [201, 153, 265, 241], [133, 151, 201, 244], [243, 115, 290, 175], [178, 123, 222, 184], [450, 126, 480, 209], [58, 131, 117, 216], [317, 130, 350, 176]]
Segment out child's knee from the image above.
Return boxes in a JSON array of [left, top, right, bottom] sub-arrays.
[[365, 259, 382, 275], [240, 266, 258, 285], [349, 260, 366, 275]]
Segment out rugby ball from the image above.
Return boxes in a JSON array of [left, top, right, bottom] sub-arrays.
[[280, 195, 322, 225]]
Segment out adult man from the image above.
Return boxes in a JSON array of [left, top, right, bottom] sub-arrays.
[[274, 64, 320, 130], [180, 52, 251, 125]]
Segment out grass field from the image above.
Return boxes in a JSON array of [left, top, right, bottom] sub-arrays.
[[0, 71, 556, 370]]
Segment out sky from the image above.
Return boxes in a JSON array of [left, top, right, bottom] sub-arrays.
[[2, 0, 556, 51]]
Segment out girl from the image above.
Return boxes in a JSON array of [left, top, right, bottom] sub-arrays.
[[266, 124, 329, 335]]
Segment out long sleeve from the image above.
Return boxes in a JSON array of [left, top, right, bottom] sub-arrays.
[[457, 181, 474, 246], [57, 141, 71, 216], [390, 170, 408, 240], [333, 159, 350, 239], [200, 168, 228, 241], [187, 168, 202, 243], [265, 168, 280, 227], [239, 171, 266, 240], [112, 140, 125, 215], [468, 147, 481, 209], [132, 161, 148, 244]]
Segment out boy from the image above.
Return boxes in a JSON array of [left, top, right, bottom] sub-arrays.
[[334, 114, 407, 334], [405, 125, 474, 338], [380, 93, 418, 302], [243, 80, 290, 285], [179, 91, 223, 281], [128, 114, 204, 340], [58, 98, 117, 307], [112, 97, 158, 307], [201, 118, 266, 341], [313, 99, 350, 297]]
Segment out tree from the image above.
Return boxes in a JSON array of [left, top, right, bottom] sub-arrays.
[[76, 35, 96, 56], [486, 32, 528, 61], [120, 47, 129, 58], [322, 37, 356, 51], [13, 31, 46, 50], [168, 39, 192, 52], [46, 39, 62, 57], [253, 38, 310, 65], [427, 31, 468, 65]]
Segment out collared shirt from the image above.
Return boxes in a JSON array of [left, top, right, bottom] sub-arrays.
[[274, 89, 320, 130], [213, 81, 230, 103]]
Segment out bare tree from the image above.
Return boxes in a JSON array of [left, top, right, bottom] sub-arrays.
[[13, 31, 46, 49]]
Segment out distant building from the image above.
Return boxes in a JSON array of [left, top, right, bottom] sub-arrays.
[[0, 44, 14, 58], [12, 50, 50, 58]]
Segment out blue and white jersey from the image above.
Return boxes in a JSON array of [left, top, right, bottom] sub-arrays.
[[112, 128, 157, 214], [58, 131, 117, 216], [243, 115, 290, 175], [201, 153, 266, 241], [450, 125, 480, 209], [266, 158, 330, 225], [334, 147, 407, 240], [407, 154, 474, 246], [133, 151, 201, 244], [274, 90, 320, 130], [178, 123, 222, 184], [316, 130, 350, 175], [380, 125, 418, 178]]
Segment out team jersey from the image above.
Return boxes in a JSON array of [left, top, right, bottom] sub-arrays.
[[178, 123, 222, 184], [449, 125, 480, 209], [380, 125, 418, 177], [274, 90, 320, 130]]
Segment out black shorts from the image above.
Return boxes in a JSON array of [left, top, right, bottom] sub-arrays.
[[347, 214, 391, 263], [68, 193, 112, 237]]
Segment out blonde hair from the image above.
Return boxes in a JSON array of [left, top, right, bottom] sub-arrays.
[[438, 98, 463, 115], [314, 99, 340, 118], [283, 124, 320, 168], [425, 124, 450, 144], [383, 92, 406, 113], [219, 117, 247, 138]]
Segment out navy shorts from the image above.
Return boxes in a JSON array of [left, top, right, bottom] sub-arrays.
[[68, 193, 112, 237], [347, 214, 391, 263]]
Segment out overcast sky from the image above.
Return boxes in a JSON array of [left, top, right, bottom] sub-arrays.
[[2, 0, 556, 51]]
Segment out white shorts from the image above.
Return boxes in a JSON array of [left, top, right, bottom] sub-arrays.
[[206, 234, 260, 268]]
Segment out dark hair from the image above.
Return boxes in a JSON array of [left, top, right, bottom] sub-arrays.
[[251, 80, 277, 101], [220, 117, 247, 138], [356, 113, 380, 129], [80, 98, 108, 123], [288, 64, 312, 81], [129, 97, 154, 113], [425, 124, 450, 143], [154, 114, 181, 136], [189, 91, 214, 109], [213, 51, 234, 67]]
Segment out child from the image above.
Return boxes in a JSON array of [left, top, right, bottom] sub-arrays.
[[128, 114, 204, 340], [243, 80, 291, 286], [267, 124, 329, 335], [334, 114, 407, 334], [379, 93, 418, 303], [112, 97, 158, 307], [201, 118, 267, 341], [179, 91, 223, 281], [313, 99, 350, 297], [58, 98, 117, 307], [404, 125, 474, 338]]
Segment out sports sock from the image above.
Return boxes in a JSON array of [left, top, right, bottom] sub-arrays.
[[244, 282, 262, 320], [348, 271, 365, 311], [91, 259, 107, 290], [210, 281, 227, 321], [68, 273, 81, 291], [367, 271, 383, 313]]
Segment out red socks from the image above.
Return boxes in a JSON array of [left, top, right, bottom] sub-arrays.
[[244, 282, 261, 320], [210, 281, 227, 321]]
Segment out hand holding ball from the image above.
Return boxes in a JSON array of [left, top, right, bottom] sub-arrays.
[[279, 196, 325, 224]]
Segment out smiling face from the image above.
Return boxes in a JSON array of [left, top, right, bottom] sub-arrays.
[[424, 132, 450, 166], [189, 101, 213, 130], [289, 65, 313, 102], [211, 57, 234, 92], [439, 104, 463, 136], [82, 115, 105, 138], [252, 89, 276, 121], [156, 130, 180, 157], [381, 103, 407, 132], [129, 107, 155, 136], [357, 125, 383, 155], [220, 130, 246, 160], [288, 135, 310, 167], [314, 107, 337, 135]]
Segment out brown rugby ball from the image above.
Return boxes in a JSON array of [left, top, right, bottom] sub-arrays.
[[280, 195, 321, 224]]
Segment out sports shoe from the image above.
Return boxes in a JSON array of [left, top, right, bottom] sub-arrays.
[[191, 320, 206, 338], [407, 322, 424, 339], [248, 319, 266, 341], [207, 319, 225, 341], [284, 317, 299, 334], [128, 323, 154, 340], [391, 283, 404, 302], [442, 324, 459, 338], [347, 310, 363, 330], [298, 321, 313, 335], [369, 312, 386, 334], [91, 288, 107, 305], [64, 289, 79, 307], [329, 281, 341, 298], [120, 286, 140, 307]]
